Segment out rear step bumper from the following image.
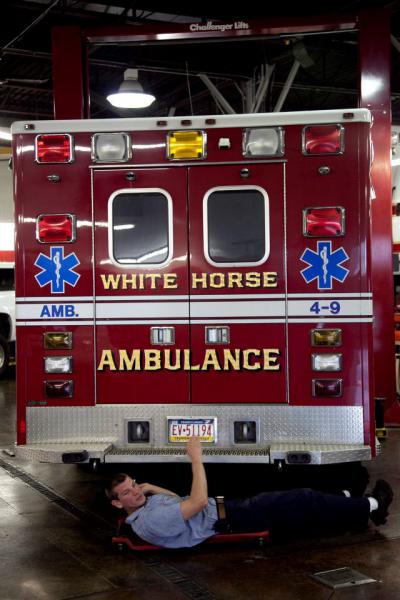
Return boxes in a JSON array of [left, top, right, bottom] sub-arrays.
[[14, 443, 371, 464]]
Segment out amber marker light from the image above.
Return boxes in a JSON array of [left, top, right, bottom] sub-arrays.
[[311, 329, 342, 347], [43, 332, 73, 349], [167, 130, 205, 159]]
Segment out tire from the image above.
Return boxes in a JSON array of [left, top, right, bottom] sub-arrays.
[[0, 334, 10, 378]]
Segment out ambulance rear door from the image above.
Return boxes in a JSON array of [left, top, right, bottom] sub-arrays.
[[188, 162, 287, 404], [93, 167, 190, 405]]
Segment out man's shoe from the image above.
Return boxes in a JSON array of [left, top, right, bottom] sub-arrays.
[[369, 479, 394, 526]]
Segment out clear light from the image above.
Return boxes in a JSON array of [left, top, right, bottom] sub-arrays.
[[37, 214, 75, 243], [92, 133, 131, 162], [303, 207, 344, 237], [243, 127, 284, 156], [312, 354, 342, 371], [107, 68, 155, 109], [44, 356, 72, 373], [311, 329, 342, 347]]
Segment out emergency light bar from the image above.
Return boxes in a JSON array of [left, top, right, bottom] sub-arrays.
[[302, 124, 344, 155], [303, 207, 344, 237], [35, 134, 74, 163], [37, 214, 76, 243]]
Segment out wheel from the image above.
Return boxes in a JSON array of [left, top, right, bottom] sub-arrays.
[[0, 335, 10, 378]]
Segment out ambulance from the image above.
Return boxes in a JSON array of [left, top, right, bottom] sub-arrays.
[[12, 108, 374, 466]]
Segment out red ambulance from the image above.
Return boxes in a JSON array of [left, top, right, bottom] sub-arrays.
[[12, 108, 374, 467]]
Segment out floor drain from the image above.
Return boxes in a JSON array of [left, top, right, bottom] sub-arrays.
[[311, 567, 376, 589]]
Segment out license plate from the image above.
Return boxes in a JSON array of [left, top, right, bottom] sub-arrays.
[[167, 417, 217, 443]]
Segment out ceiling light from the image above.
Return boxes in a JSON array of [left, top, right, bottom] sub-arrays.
[[107, 68, 155, 109]]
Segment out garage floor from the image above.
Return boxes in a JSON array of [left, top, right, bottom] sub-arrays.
[[1, 372, 400, 600]]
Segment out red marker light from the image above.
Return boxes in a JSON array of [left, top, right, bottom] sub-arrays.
[[303, 124, 343, 155], [45, 380, 74, 398], [35, 134, 73, 163], [303, 207, 344, 237], [37, 214, 75, 243], [312, 379, 342, 397]]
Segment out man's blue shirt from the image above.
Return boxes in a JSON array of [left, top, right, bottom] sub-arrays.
[[125, 494, 218, 548]]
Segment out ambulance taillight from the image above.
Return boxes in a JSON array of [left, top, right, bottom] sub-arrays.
[[37, 214, 76, 243], [35, 134, 74, 163], [303, 207, 344, 237], [302, 124, 344, 155]]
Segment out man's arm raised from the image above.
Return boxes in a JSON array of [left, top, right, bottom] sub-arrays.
[[180, 436, 209, 520]]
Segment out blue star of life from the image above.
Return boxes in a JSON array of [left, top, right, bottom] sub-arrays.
[[35, 246, 80, 294], [300, 241, 349, 290]]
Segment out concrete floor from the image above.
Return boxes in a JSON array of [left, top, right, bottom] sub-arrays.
[[1, 371, 400, 600]]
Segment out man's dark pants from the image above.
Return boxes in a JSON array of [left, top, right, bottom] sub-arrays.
[[225, 489, 371, 537]]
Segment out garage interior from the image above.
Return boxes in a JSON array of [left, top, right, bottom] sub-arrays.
[[1, 1, 400, 599]]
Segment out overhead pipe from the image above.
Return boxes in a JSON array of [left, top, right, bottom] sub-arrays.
[[273, 59, 300, 112], [198, 74, 236, 114], [252, 64, 275, 112]]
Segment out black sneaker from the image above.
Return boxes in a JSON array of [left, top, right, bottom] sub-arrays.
[[369, 479, 394, 526]]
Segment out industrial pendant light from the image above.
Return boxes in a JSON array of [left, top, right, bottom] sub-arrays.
[[107, 68, 155, 109]]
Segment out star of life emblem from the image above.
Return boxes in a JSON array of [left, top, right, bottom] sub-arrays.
[[300, 241, 349, 290], [34, 246, 80, 294]]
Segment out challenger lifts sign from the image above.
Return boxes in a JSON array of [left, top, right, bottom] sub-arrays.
[[97, 270, 282, 372]]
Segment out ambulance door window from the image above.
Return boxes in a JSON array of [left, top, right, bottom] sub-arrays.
[[204, 186, 269, 265], [109, 189, 172, 266]]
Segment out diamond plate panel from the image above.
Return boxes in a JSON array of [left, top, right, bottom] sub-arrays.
[[26, 405, 364, 446]]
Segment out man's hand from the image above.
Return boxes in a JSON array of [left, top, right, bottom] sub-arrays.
[[186, 436, 202, 463], [138, 482, 178, 497], [138, 483, 157, 496]]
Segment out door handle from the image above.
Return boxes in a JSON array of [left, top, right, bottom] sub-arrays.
[[205, 326, 230, 344], [150, 327, 175, 345]]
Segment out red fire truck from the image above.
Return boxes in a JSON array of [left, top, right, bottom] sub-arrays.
[[12, 108, 374, 467]]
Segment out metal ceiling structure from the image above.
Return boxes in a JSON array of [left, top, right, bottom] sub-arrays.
[[0, 0, 399, 125]]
